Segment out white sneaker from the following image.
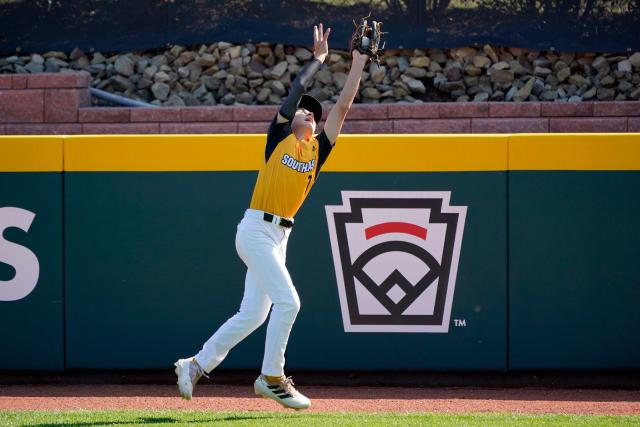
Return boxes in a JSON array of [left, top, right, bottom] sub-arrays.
[[254, 374, 311, 410], [174, 357, 208, 400]]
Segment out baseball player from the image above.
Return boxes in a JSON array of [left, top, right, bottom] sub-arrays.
[[175, 23, 371, 410]]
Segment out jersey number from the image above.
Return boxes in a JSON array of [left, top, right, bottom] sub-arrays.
[[305, 175, 312, 193]]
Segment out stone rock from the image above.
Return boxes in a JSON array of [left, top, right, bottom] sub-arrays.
[[69, 48, 85, 61], [490, 90, 505, 101], [568, 74, 588, 87], [453, 47, 476, 59], [592, 56, 610, 74], [617, 60, 632, 73], [188, 62, 202, 82], [165, 94, 186, 107], [29, 54, 44, 64], [269, 94, 282, 104], [236, 91, 254, 104], [333, 72, 347, 89], [596, 87, 615, 100], [532, 79, 545, 96], [505, 86, 518, 102], [179, 51, 197, 64], [456, 95, 470, 102], [410, 56, 430, 68], [553, 60, 569, 72], [229, 57, 243, 69], [445, 65, 463, 81], [294, 48, 313, 62], [220, 93, 235, 105], [198, 53, 216, 67], [248, 58, 266, 73], [600, 75, 615, 87], [271, 80, 286, 96], [284, 55, 298, 65], [43, 51, 68, 60], [629, 87, 640, 100], [540, 90, 558, 101], [405, 66, 427, 78], [44, 60, 60, 73], [24, 61, 44, 73], [556, 67, 571, 82], [483, 45, 499, 63], [193, 83, 208, 98], [115, 55, 135, 76], [178, 66, 190, 78], [429, 50, 448, 63], [473, 55, 491, 68], [179, 91, 201, 106], [112, 75, 134, 92], [618, 80, 633, 93], [464, 76, 479, 87], [492, 61, 510, 70], [257, 87, 271, 102], [370, 65, 386, 83], [513, 77, 535, 101], [532, 57, 551, 68], [534, 66, 552, 77], [568, 95, 582, 102], [257, 45, 272, 57], [401, 75, 426, 94], [397, 56, 410, 71], [228, 46, 242, 59], [629, 52, 640, 68], [582, 86, 597, 100], [473, 92, 489, 102], [154, 71, 171, 83], [316, 69, 333, 85], [490, 69, 515, 83], [151, 82, 170, 100], [150, 55, 168, 67], [212, 69, 227, 79], [508, 60, 530, 76], [441, 80, 466, 93], [270, 61, 288, 78], [170, 45, 186, 57], [362, 87, 381, 99], [249, 78, 264, 88], [308, 87, 332, 101], [464, 64, 481, 76]]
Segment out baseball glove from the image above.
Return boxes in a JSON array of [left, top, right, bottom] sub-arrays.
[[350, 13, 386, 65]]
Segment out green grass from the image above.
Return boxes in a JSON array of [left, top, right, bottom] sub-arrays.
[[1, 410, 639, 427]]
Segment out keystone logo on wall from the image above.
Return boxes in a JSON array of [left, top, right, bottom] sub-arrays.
[[325, 191, 467, 333]]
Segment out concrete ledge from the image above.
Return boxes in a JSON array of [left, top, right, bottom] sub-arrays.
[[1, 73, 639, 134]]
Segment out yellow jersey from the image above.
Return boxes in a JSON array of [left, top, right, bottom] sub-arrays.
[[249, 115, 333, 219]]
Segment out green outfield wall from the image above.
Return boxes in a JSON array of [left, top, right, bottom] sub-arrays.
[[0, 134, 638, 371]]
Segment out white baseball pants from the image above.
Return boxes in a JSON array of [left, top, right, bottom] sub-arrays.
[[194, 209, 299, 377]]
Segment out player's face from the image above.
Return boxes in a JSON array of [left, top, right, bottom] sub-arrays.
[[292, 108, 316, 137]]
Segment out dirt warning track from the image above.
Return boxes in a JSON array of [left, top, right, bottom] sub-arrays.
[[1, 384, 639, 414]]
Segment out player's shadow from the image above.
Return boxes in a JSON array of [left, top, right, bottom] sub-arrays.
[[30, 412, 292, 426]]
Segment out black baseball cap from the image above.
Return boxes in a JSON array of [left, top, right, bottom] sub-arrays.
[[298, 94, 323, 125]]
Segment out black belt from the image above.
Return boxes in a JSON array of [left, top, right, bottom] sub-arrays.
[[263, 212, 294, 228]]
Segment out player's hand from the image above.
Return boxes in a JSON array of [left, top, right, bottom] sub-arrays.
[[313, 23, 331, 63]]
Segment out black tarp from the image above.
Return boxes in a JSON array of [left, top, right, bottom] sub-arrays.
[[1, 0, 638, 54]]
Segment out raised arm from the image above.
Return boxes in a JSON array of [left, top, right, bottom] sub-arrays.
[[277, 24, 331, 123], [322, 50, 368, 144]]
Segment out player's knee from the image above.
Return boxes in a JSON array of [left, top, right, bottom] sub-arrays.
[[275, 293, 300, 316]]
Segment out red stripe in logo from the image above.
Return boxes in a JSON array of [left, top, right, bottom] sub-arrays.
[[364, 222, 428, 240]]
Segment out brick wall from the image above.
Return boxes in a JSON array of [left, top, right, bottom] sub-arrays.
[[1, 72, 639, 135]]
